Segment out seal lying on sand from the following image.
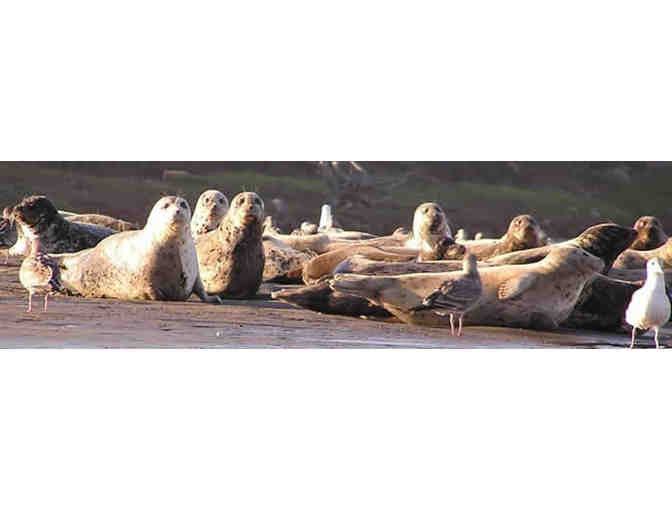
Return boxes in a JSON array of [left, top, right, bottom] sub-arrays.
[[300, 203, 465, 283], [484, 223, 636, 275], [331, 246, 603, 331], [65, 213, 137, 232], [612, 238, 672, 271], [196, 192, 265, 298], [191, 190, 229, 238], [52, 196, 220, 303], [263, 236, 316, 283], [0, 207, 17, 249], [630, 216, 668, 251], [460, 215, 545, 260], [9, 195, 117, 257]]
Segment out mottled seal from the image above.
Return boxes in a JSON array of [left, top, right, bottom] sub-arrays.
[[612, 238, 672, 271], [19, 237, 63, 312], [300, 203, 465, 283], [10, 195, 117, 257], [190, 190, 229, 238], [263, 236, 316, 283], [460, 215, 545, 260], [0, 206, 17, 249], [330, 245, 603, 330], [196, 191, 265, 298], [630, 216, 668, 251], [52, 196, 220, 303], [66, 213, 137, 232], [485, 223, 637, 275]]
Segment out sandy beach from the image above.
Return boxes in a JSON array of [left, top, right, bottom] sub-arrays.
[[0, 249, 661, 349]]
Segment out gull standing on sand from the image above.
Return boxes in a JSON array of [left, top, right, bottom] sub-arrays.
[[625, 257, 670, 348], [19, 237, 63, 312], [414, 253, 483, 336]]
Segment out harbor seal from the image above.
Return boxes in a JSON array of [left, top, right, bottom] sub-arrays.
[[66, 213, 137, 232], [485, 223, 636, 275], [460, 214, 545, 260], [300, 203, 465, 283], [10, 195, 117, 256], [190, 190, 229, 238], [52, 196, 220, 303], [330, 245, 604, 330], [196, 191, 265, 298], [630, 216, 668, 251], [612, 238, 672, 271], [263, 236, 316, 283]]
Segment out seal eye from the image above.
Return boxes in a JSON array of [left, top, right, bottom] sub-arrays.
[[219, 199, 224, 204], [179, 201, 187, 209], [162, 202, 170, 210]]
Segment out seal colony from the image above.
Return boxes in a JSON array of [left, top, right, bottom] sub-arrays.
[[2, 189, 670, 349]]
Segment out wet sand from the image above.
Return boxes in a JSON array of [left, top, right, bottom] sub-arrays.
[[0, 250, 664, 348]]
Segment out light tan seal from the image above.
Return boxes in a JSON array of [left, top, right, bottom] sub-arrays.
[[52, 196, 220, 302], [612, 238, 672, 271], [460, 214, 545, 260], [331, 245, 604, 330], [190, 190, 229, 238], [629, 216, 668, 251], [66, 213, 137, 232], [9, 195, 117, 257], [196, 191, 265, 298], [300, 202, 465, 284]]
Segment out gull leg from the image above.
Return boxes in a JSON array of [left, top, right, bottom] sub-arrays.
[[44, 293, 49, 312], [450, 313, 455, 336], [27, 292, 32, 313], [629, 327, 636, 349], [457, 314, 464, 337], [654, 327, 660, 349]]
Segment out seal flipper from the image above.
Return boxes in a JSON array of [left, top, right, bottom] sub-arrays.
[[192, 274, 222, 304], [497, 273, 538, 300]]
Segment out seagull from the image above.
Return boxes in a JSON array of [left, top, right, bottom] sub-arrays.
[[625, 257, 670, 348], [413, 253, 483, 336], [19, 237, 63, 312]]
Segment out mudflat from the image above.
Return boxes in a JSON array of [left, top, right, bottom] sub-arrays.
[[0, 249, 663, 349]]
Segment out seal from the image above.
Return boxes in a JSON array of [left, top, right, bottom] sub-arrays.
[[52, 196, 220, 303], [0, 206, 17, 249], [331, 245, 604, 330], [460, 214, 545, 260], [263, 236, 316, 283], [612, 238, 672, 271], [190, 190, 229, 238], [65, 213, 137, 232], [485, 223, 637, 275], [9, 195, 117, 257], [299, 203, 465, 283], [630, 216, 668, 251], [196, 191, 265, 298]]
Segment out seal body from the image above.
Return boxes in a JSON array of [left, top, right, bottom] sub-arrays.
[[331, 246, 604, 330], [52, 196, 218, 302], [460, 214, 545, 260], [10, 196, 116, 256], [190, 189, 229, 238], [613, 238, 672, 270], [196, 192, 265, 298], [66, 213, 137, 232]]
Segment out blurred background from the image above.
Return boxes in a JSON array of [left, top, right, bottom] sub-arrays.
[[1, 161, 670, 238]]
